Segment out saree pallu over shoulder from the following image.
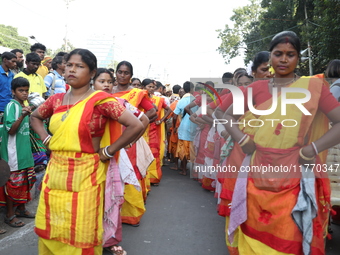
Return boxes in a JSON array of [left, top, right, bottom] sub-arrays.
[[48, 91, 121, 157], [112, 88, 149, 108], [252, 77, 328, 158]]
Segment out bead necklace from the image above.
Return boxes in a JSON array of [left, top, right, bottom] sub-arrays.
[[61, 87, 92, 121], [271, 73, 298, 87]]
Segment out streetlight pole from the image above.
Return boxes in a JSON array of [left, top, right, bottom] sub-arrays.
[[304, 2, 313, 76], [29, 36, 39, 43], [64, 0, 74, 51]]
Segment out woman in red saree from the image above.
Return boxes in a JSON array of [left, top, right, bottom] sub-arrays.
[[141, 79, 172, 185], [30, 49, 144, 255], [112, 62, 156, 226], [222, 31, 340, 255], [93, 68, 150, 253]]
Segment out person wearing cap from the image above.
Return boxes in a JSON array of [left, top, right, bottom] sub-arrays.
[[42, 56, 52, 71]]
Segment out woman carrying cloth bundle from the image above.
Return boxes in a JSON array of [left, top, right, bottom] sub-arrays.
[[30, 49, 144, 255], [223, 31, 340, 255]]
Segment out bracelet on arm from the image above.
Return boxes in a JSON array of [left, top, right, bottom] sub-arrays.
[[103, 146, 114, 158], [311, 142, 319, 156], [299, 148, 315, 161], [238, 134, 248, 145], [42, 135, 52, 145], [239, 135, 250, 147]]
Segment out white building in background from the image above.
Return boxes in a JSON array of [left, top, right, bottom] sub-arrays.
[[86, 34, 115, 68], [0, 46, 12, 53]]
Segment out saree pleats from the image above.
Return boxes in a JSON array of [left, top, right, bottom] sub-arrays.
[[121, 181, 146, 225], [224, 77, 331, 254]]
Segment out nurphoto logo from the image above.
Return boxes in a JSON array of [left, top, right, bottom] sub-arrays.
[[190, 78, 312, 128]]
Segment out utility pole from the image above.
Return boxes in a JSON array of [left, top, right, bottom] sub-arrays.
[[304, 2, 313, 76], [147, 64, 151, 77], [64, 0, 74, 51]]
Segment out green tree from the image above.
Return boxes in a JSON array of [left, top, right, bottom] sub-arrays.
[[216, 0, 265, 64], [0, 24, 30, 53], [217, 0, 340, 75], [307, 0, 340, 74]]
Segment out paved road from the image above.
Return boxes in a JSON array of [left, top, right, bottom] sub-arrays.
[[0, 165, 339, 255]]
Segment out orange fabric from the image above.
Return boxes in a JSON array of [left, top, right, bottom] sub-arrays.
[[112, 88, 149, 109], [176, 140, 191, 160], [169, 101, 180, 155]]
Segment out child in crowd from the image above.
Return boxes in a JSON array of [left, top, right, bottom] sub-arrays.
[[0, 77, 36, 228]]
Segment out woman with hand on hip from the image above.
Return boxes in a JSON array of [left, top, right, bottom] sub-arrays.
[[31, 49, 143, 255], [223, 31, 340, 255]]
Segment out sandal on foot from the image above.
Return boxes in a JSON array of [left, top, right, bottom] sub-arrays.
[[34, 164, 45, 173], [4, 215, 25, 228], [0, 228, 6, 234], [104, 245, 127, 255], [15, 209, 35, 218]]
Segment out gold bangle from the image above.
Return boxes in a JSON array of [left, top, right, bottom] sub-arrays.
[[239, 135, 250, 147], [299, 148, 315, 161]]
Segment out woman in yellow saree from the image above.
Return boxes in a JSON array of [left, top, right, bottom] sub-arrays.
[[30, 49, 144, 255], [223, 31, 340, 255]]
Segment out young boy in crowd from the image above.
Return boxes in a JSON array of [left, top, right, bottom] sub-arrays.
[[0, 77, 36, 228]]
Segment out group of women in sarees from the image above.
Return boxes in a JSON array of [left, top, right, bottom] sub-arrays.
[[29, 30, 340, 255], [31, 49, 170, 255], [185, 31, 340, 255]]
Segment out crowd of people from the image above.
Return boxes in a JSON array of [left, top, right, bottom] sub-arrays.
[[0, 30, 339, 255]]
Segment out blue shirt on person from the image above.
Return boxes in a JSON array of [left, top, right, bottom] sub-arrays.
[[174, 93, 198, 141], [44, 70, 66, 96], [0, 66, 14, 112]]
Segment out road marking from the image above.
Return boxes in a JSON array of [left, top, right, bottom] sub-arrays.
[[0, 221, 35, 251]]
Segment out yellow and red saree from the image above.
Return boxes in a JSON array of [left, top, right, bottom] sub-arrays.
[[112, 88, 149, 225], [35, 91, 121, 254], [147, 95, 165, 184], [168, 100, 180, 156], [228, 77, 332, 255]]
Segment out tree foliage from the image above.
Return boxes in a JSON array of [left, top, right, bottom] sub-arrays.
[[0, 24, 30, 53], [51, 41, 76, 57], [216, 0, 265, 64], [0, 24, 77, 59], [217, 0, 340, 75]]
